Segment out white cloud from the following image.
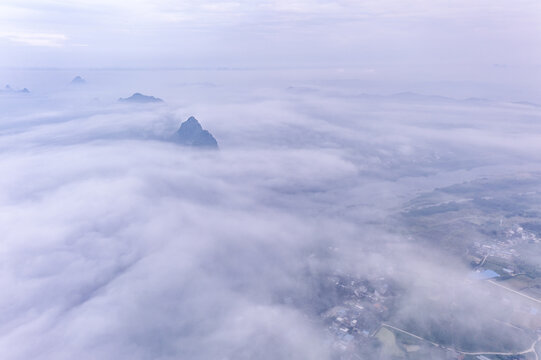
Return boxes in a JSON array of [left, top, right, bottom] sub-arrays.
[[0, 10, 540, 357], [0, 31, 67, 47], [0, 0, 539, 71]]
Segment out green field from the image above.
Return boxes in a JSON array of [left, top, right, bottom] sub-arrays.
[[376, 327, 404, 358]]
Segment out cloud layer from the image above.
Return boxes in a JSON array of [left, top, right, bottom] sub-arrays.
[[1, 70, 541, 359]]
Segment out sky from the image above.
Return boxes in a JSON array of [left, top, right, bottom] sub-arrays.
[[1, 0, 540, 72]]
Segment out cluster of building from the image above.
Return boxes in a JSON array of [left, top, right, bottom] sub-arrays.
[[318, 220, 541, 359], [469, 223, 540, 276], [320, 275, 397, 356]]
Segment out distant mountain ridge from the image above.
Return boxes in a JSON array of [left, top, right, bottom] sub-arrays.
[[119, 93, 163, 103], [1, 85, 30, 94]]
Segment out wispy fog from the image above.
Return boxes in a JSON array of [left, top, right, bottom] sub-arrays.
[[1, 0, 541, 358], [0, 68, 540, 359]]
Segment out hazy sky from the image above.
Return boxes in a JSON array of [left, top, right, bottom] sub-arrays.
[[1, 0, 540, 73]]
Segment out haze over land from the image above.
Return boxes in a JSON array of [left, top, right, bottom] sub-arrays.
[[0, 1, 540, 360]]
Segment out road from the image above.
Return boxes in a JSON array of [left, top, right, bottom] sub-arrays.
[[488, 279, 541, 305], [376, 278, 541, 358], [380, 323, 442, 349], [461, 336, 541, 360], [379, 323, 541, 359]]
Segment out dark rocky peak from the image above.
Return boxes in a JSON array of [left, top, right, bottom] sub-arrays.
[[173, 116, 218, 149], [179, 116, 203, 133]]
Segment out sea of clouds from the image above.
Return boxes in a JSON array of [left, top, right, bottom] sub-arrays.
[[0, 69, 540, 359]]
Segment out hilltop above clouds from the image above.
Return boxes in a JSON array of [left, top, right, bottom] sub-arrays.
[[173, 116, 218, 149]]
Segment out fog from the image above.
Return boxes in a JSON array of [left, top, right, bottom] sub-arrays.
[[0, 68, 540, 359], [1, 0, 541, 359]]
